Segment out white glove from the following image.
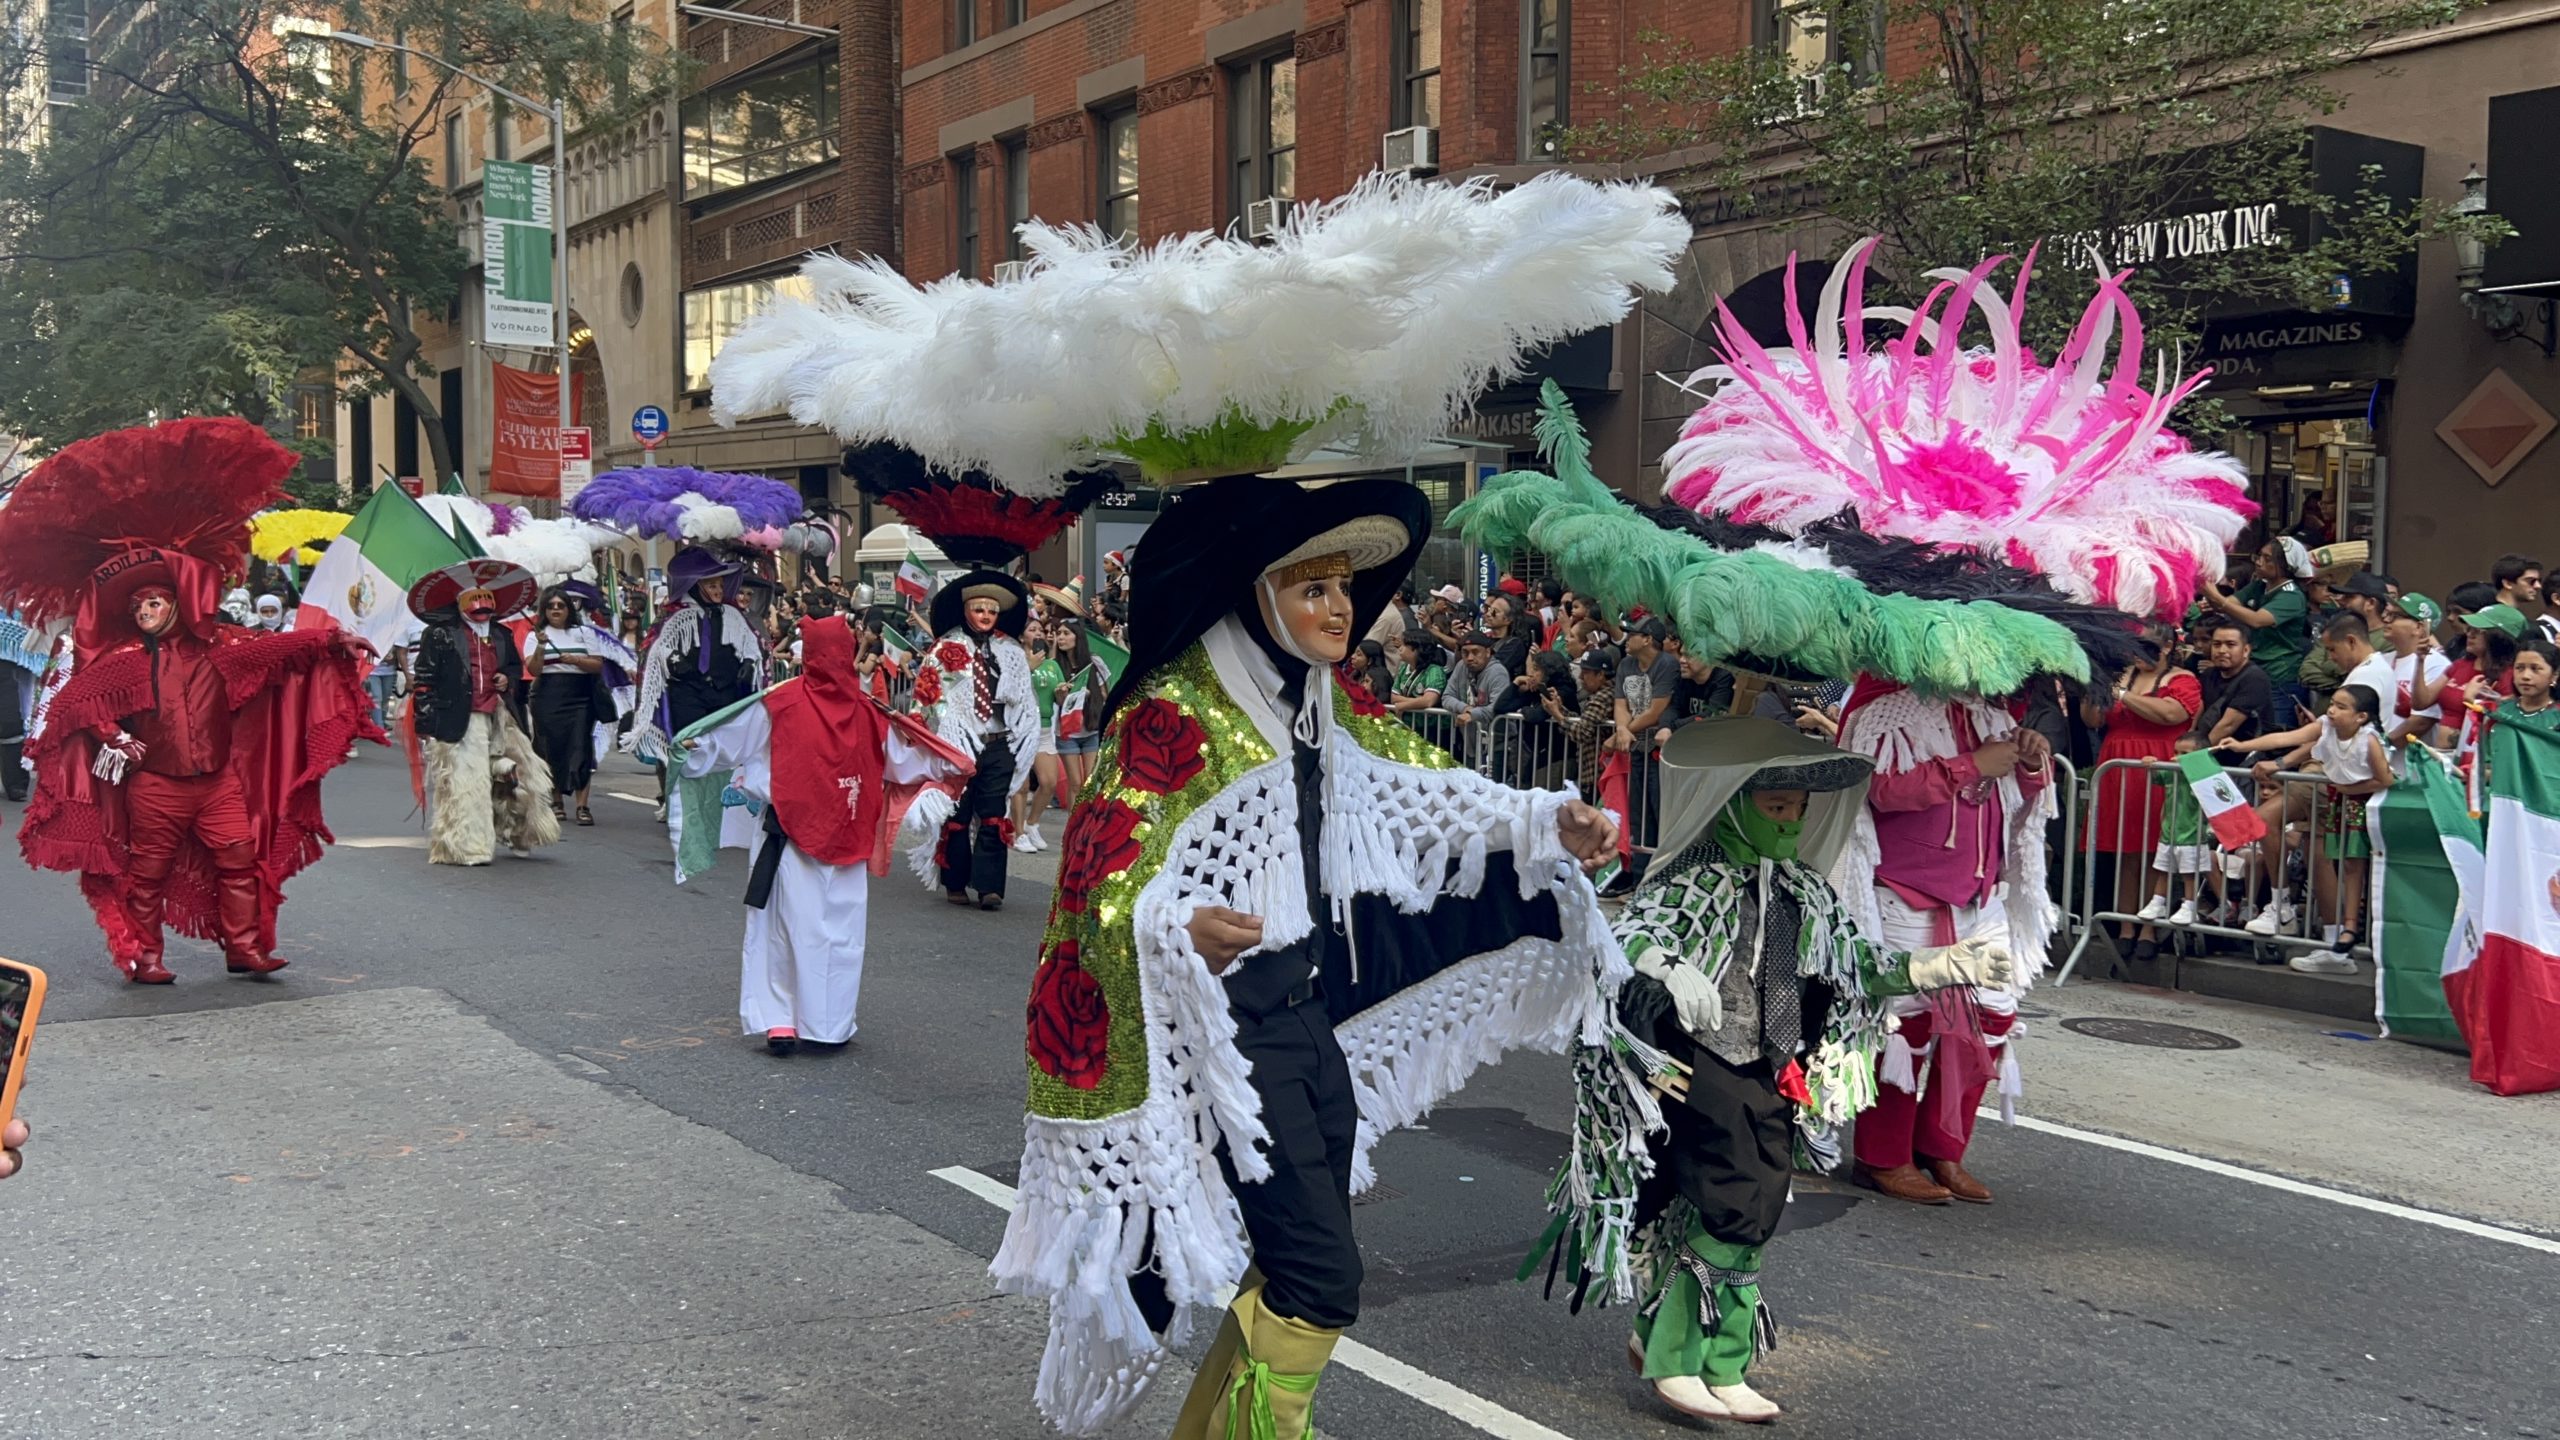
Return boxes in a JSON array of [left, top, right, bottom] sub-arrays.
[[91, 732, 145, 784], [1906, 935, 2015, 993], [1635, 948, 1723, 1038]]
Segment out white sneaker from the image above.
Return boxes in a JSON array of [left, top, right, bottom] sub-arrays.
[[2135, 895, 2174, 922], [508, 846, 533, 860], [2289, 949, 2358, 974], [2245, 903, 2293, 936], [2167, 899, 2200, 926], [1707, 1381, 1784, 1424], [1032, 827, 1050, 851], [1011, 833, 1038, 854], [1649, 1375, 1732, 1421]]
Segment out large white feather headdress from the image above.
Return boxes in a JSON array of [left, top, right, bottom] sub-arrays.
[[710, 172, 1689, 495]]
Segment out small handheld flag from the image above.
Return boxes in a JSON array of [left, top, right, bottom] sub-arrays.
[[2176, 750, 2267, 849], [895, 549, 931, 602]]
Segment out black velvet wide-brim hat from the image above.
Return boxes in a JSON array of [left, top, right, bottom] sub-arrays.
[[929, 569, 1032, 639], [1103, 475, 1432, 718]]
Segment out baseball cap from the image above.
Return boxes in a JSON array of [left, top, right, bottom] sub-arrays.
[[2339, 571, 2389, 600], [1627, 616, 1670, 643], [1578, 645, 1620, 675], [1497, 575, 1528, 597], [1430, 584, 1465, 605], [2460, 603, 2529, 638], [1458, 630, 1495, 650], [2392, 592, 2442, 628]]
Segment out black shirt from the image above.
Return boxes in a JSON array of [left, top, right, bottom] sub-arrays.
[[2196, 661, 2276, 753]]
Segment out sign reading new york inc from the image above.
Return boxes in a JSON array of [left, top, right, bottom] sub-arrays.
[[482, 160, 556, 350]]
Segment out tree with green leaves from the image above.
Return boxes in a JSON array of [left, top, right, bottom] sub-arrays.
[[1573, 0, 2509, 366], [0, 0, 666, 488]]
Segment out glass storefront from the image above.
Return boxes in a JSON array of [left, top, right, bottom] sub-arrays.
[[2219, 415, 2386, 563]]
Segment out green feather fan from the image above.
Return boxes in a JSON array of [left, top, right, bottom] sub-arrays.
[[1450, 382, 2092, 698]]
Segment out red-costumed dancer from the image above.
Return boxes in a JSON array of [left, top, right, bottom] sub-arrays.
[[0, 419, 383, 983]]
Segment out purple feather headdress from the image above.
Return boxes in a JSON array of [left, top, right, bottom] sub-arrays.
[[571, 467, 807, 543], [1663, 238, 2255, 620]]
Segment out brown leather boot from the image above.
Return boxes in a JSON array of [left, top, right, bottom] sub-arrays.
[[216, 868, 288, 975], [1924, 1157, 1994, 1204], [1856, 1161, 1953, 1205]]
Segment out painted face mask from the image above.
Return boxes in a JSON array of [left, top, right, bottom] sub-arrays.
[[1712, 792, 1804, 864]]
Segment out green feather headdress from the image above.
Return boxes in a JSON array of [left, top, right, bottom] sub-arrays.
[[1451, 383, 2099, 698]]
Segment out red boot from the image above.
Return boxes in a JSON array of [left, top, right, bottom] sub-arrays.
[[216, 868, 288, 975], [124, 860, 177, 984]]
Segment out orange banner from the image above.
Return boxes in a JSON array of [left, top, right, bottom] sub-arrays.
[[487, 362, 585, 499]]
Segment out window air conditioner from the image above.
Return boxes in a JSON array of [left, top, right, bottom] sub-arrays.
[[992, 259, 1028, 283], [1244, 196, 1293, 240], [1381, 125, 1439, 175]]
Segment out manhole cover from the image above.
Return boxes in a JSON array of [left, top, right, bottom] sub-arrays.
[[2059, 1017, 2242, 1050]]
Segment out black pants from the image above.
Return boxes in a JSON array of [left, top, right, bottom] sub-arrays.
[[1217, 999, 1363, 1330], [939, 734, 1017, 898], [1633, 1050, 1792, 1249]]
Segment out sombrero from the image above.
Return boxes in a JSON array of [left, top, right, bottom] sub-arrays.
[[1033, 575, 1085, 615], [407, 557, 538, 621]]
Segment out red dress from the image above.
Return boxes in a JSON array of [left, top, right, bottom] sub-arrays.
[[2091, 670, 2203, 854]]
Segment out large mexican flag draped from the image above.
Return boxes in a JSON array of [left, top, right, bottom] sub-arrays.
[[296, 483, 472, 653], [2458, 720, 2560, 1094], [2369, 745, 2475, 1046]]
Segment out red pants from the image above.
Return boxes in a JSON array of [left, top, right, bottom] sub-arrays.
[[125, 770, 263, 964], [1852, 1003, 2016, 1170]]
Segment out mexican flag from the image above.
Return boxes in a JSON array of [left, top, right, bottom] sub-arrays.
[[2456, 719, 2560, 1094], [2175, 750, 2266, 848], [1087, 629, 1129, 687], [879, 624, 917, 668], [2369, 744, 2476, 1047], [296, 482, 472, 653], [894, 549, 931, 602]]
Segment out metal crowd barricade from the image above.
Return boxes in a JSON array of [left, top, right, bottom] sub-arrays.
[[2053, 757, 2373, 986], [2049, 756, 2082, 945]]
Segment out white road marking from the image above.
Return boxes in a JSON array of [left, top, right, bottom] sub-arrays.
[[930, 1166, 1580, 1440], [1985, 1109, 2560, 1257], [337, 836, 429, 849], [605, 791, 655, 806]]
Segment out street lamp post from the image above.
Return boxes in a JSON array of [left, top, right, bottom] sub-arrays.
[[324, 30, 571, 502]]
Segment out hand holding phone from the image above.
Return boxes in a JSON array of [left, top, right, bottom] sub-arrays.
[[0, 958, 45, 1169]]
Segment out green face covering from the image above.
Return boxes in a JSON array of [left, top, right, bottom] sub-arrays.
[[1713, 792, 1803, 864]]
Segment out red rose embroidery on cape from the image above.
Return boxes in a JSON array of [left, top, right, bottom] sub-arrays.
[[1120, 698, 1208, 795], [935, 640, 973, 672], [1027, 940, 1110, 1089], [1055, 797, 1143, 914], [913, 664, 943, 708]]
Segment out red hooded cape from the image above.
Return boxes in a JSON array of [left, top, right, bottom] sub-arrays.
[[18, 561, 384, 968], [767, 617, 971, 874]]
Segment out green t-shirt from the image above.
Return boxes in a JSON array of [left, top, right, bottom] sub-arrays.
[[1393, 663, 1447, 701], [1032, 657, 1065, 725], [2238, 580, 2310, 686]]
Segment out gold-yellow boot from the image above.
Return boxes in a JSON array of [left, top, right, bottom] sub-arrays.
[[1191, 1283, 1342, 1440]]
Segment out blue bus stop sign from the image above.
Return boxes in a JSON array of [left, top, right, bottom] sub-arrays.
[[631, 405, 670, 449]]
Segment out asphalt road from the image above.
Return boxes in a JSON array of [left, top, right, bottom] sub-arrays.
[[2, 749, 2553, 1439]]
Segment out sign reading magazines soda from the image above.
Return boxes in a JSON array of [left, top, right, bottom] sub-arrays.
[[482, 160, 556, 349]]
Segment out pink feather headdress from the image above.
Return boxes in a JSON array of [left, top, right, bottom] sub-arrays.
[[1662, 238, 2254, 620]]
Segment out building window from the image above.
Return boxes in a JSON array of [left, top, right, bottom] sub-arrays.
[[492, 104, 510, 162], [1002, 137, 1030, 261], [682, 275, 814, 395], [1521, 0, 1568, 160], [1098, 107, 1139, 242], [1001, 0, 1027, 28], [610, 5, 635, 104], [295, 388, 331, 442], [1227, 54, 1297, 223], [953, 151, 980, 279], [392, 24, 410, 91], [952, 0, 976, 49], [680, 58, 840, 198], [1394, 0, 1441, 131], [46, 0, 89, 105], [444, 110, 464, 189], [1758, 0, 1878, 109]]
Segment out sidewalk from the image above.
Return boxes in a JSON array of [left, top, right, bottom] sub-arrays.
[[1, 988, 1184, 1439], [2020, 979, 2560, 1236]]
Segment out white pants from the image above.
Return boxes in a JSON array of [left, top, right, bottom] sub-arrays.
[[741, 844, 871, 1044]]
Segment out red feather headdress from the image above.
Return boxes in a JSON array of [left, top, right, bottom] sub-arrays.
[[0, 418, 296, 625], [842, 443, 1121, 570]]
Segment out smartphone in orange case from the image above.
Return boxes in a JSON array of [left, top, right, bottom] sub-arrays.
[[0, 958, 45, 1134]]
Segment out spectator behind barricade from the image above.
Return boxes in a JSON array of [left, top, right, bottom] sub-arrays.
[[1607, 617, 1679, 895], [1441, 630, 1511, 736], [1345, 638, 1394, 708], [1666, 648, 1736, 729], [2448, 603, 2527, 750], [1488, 648, 1571, 787], [1483, 594, 1534, 680], [1366, 586, 1416, 655], [2230, 613, 2399, 938], [2205, 537, 2316, 720], [2483, 641, 2560, 785], [2491, 553, 2559, 642], [2250, 683, 2394, 975], [1543, 644, 1621, 799], [2382, 593, 2451, 749], [1535, 578, 1564, 642], [2190, 619, 2277, 756], [2083, 623, 2202, 962], [1389, 630, 1448, 719]]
